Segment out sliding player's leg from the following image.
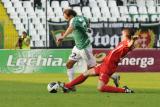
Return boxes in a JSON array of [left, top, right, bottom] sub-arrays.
[[97, 73, 134, 93], [97, 73, 125, 93]]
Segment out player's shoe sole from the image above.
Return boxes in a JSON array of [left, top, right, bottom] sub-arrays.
[[57, 81, 70, 93], [123, 86, 134, 93]]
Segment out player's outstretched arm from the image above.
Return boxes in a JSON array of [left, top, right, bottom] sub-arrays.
[[62, 26, 74, 38], [56, 26, 74, 46]]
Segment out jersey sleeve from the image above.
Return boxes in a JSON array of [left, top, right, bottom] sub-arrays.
[[83, 17, 89, 28], [69, 18, 74, 28]]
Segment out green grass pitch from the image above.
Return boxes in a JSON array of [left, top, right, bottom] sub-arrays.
[[0, 73, 160, 107]]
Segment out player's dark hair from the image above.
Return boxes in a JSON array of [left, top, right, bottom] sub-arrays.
[[22, 31, 27, 35], [63, 9, 77, 17], [122, 28, 135, 39]]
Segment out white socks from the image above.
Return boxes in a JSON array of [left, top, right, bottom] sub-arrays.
[[67, 68, 75, 82]]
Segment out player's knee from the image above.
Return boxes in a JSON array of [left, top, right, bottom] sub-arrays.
[[66, 62, 73, 69], [83, 70, 90, 76]]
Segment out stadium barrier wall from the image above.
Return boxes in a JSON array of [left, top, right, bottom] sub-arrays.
[[0, 49, 159, 73]]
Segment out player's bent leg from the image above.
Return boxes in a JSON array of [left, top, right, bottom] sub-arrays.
[[97, 74, 126, 93]]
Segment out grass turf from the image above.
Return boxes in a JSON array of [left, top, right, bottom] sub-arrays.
[[0, 73, 160, 107]]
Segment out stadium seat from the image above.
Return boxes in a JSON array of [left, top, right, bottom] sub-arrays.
[[13, 1, 23, 9], [89, 0, 98, 7], [147, 6, 157, 21], [51, 1, 60, 8], [3, 1, 12, 8], [108, 0, 117, 8], [53, 7, 64, 21], [110, 6, 120, 21], [73, 6, 82, 15], [136, 0, 146, 7], [148, 6, 156, 14], [10, 12, 18, 20], [82, 6, 92, 19], [128, 6, 139, 21], [16, 7, 25, 14], [119, 6, 131, 21], [100, 6, 111, 21], [91, 7, 101, 21], [35, 40, 44, 47], [138, 6, 147, 14], [61, 1, 69, 8], [35, 9, 45, 18], [1, 0, 10, 4], [30, 30, 39, 41], [146, 0, 155, 7], [42, 1, 50, 9], [138, 6, 149, 21], [6, 6, 15, 14], [22, 1, 32, 8], [97, 0, 107, 8], [157, 6, 160, 14]]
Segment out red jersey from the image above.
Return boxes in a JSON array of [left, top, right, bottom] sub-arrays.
[[95, 40, 132, 76], [104, 40, 131, 65]]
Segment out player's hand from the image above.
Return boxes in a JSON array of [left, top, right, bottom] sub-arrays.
[[56, 36, 64, 46], [132, 35, 139, 41]]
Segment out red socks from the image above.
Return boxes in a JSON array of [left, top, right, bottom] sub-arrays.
[[65, 74, 125, 93], [100, 85, 125, 93], [65, 74, 88, 89]]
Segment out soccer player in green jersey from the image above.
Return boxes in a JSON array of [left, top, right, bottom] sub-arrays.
[[57, 9, 120, 89]]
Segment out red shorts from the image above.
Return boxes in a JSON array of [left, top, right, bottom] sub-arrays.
[[94, 63, 116, 83]]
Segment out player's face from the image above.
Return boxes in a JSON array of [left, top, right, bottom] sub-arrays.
[[63, 13, 70, 21], [121, 30, 128, 40], [122, 30, 127, 36]]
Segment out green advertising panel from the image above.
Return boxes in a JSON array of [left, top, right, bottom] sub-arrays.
[[0, 49, 72, 73], [0, 22, 4, 48]]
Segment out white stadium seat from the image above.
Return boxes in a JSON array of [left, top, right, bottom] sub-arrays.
[[4, 1, 12, 8], [73, 6, 82, 15], [61, 1, 69, 8], [51, 1, 60, 8], [108, 0, 117, 8], [1, 0, 10, 4], [146, 0, 155, 7], [82, 6, 92, 19], [97, 0, 107, 8], [129, 6, 140, 21], [91, 7, 101, 21], [101, 7, 111, 21], [110, 6, 120, 18], [7, 6, 15, 14], [89, 0, 98, 7], [136, 0, 146, 7]]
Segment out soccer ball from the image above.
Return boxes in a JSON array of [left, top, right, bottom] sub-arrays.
[[47, 82, 59, 93]]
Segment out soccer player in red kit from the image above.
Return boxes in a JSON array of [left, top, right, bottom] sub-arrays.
[[59, 28, 138, 93]]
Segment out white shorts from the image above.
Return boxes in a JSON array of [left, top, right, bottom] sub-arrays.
[[69, 45, 96, 67]]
